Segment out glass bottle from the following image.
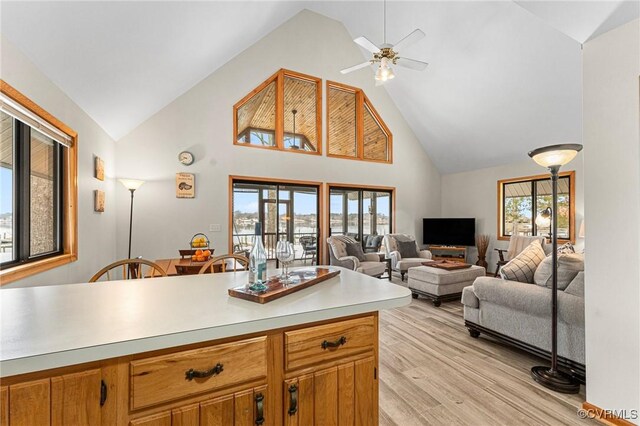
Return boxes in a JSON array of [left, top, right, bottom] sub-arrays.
[[248, 222, 267, 291]]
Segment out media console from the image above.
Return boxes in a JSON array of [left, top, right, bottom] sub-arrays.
[[427, 245, 467, 264]]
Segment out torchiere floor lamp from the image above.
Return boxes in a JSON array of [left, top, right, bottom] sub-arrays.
[[119, 179, 145, 259], [528, 143, 582, 394]]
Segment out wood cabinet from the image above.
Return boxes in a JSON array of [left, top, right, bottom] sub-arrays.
[[1, 313, 377, 426], [428, 245, 467, 263]]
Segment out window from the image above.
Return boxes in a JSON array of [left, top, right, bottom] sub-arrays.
[[327, 81, 392, 163], [230, 177, 322, 265], [497, 171, 575, 242], [234, 70, 322, 154], [0, 80, 78, 284], [328, 184, 394, 247]]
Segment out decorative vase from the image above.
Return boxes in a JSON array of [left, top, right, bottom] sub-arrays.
[[476, 256, 488, 269]]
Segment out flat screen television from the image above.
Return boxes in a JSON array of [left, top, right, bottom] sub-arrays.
[[423, 218, 476, 246]]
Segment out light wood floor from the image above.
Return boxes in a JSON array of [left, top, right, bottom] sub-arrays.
[[378, 284, 594, 426]]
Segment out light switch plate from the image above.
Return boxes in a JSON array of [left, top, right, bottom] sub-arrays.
[[209, 224, 221, 232]]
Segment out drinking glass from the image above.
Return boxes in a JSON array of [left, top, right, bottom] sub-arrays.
[[276, 241, 292, 283]]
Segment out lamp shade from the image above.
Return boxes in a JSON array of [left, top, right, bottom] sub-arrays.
[[528, 144, 583, 168], [119, 178, 145, 191]]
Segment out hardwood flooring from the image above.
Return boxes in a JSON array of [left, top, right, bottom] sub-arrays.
[[378, 284, 594, 426]]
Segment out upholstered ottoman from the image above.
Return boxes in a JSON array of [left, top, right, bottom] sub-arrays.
[[407, 265, 486, 307]]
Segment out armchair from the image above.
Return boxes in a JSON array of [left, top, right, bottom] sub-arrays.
[[382, 234, 432, 281], [327, 235, 386, 278], [494, 235, 547, 277]]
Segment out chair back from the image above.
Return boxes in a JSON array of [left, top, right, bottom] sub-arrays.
[[90, 259, 167, 282], [299, 235, 317, 249], [382, 234, 418, 258], [198, 254, 249, 274], [506, 235, 546, 260], [326, 235, 357, 265]]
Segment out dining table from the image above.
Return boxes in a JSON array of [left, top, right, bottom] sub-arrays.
[[149, 257, 222, 277]]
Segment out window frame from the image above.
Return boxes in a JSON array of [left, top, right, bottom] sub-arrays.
[[326, 81, 393, 164], [0, 80, 78, 285], [233, 69, 322, 155], [497, 171, 576, 244]]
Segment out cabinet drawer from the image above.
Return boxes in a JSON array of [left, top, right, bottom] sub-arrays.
[[130, 336, 267, 409], [285, 316, 375, 371]]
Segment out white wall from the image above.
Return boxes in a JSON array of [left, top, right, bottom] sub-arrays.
[[114, 10, 441, 261], [583, 19, 639, 419], [1, 36, 118, 288], [441, 156, 585, 271]]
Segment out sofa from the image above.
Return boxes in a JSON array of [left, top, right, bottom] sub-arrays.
[[382, 234, 432, 281], [462, 249, 585, 381], [327, 235, 386, 277]]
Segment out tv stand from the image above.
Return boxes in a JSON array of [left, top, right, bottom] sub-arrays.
[[428, 245, 467, 263]]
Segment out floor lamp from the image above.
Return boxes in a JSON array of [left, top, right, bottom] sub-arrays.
[[119, 179, 145, 259], [528, 143, 582, 394]]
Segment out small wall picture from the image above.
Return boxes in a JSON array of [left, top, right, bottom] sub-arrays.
[[176, 173, 195, 198], [94, 190, 105, 212], [95, 156, 105, 181]]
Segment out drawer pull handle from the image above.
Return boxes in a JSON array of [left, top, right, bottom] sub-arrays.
[[321, 336, 347, 350], [185, 362, 224, 381], [288, 384, 298, 415], [255, 393, 265, 425]]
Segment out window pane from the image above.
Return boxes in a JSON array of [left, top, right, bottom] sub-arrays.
[[328, 87, 357, 157], [375, 192, 391, 236], [362, 192, 373, 236], [535, 177, 570, 239], [284, 76, 318, 152], [0, 112, 14, 263], [346, 191, 359, 236], [236, 80, 277, 147], [503, 182, 532, 237], [330, 193, 345, 235], [362, 103, 388, 161], [30, 129, 58, 256]]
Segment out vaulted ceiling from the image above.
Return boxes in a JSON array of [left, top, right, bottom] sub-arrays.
[[1, 1, 637, 173]]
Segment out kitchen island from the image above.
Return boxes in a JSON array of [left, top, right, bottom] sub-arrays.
[[0, 267, 411, 425]]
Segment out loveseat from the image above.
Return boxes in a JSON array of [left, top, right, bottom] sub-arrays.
[[462, 258, 585, 381]]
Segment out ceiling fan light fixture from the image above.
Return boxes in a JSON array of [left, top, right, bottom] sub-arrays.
[[375, 58, 395, 82]]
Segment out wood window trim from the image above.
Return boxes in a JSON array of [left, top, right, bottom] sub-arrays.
[[228, 175, 325, 265], [232, 69, 322, 156], [326, 81, 393, 164], [496, 170, 576, 244], [0, 80, 78, 285]]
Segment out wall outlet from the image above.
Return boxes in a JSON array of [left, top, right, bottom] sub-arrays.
[[209, 224, 221, 232]]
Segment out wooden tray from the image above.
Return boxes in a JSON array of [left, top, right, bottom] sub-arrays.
[[421, 260, 473, 270], [228, 267, 341, 304]]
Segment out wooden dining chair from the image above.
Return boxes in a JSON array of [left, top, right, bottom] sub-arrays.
[[89, 259, 167, 282], [198, 254, 249, 274]]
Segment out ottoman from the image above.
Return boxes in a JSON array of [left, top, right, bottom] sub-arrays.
[[407, 265, 486, 307]]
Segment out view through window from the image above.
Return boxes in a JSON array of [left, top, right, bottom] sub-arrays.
[[499, 172, 574, 241], [329, 186, 393, 248], [231, 179, 320, 265]]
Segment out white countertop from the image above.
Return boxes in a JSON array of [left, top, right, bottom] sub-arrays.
[[0, 267, 411, 377]]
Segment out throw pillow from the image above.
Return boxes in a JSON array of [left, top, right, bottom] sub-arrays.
[[533, 252, 584, 290], [365, 235, 383, 250], [397, 240, 419, 258], [564, 271, 585, 298], [345, 242, 366, 261], [499, 240, 546, 283], [557, 242, 576, 254]]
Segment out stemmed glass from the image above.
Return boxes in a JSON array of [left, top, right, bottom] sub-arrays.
[[276, 241, 293, 284]]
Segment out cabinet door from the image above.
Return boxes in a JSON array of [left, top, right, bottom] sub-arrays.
[[51, 368, 102, 426], [1, 386, 8, 426], [8, 379, 50, 426], [130, 411, 171, 426], [199, 386, 268, 426], [172, 403, 199, 426], [284, 358, 377, 426]]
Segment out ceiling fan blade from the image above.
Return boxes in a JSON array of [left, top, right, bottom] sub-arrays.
[[395, 57, 429, 71], [354, 36, 380, 54], [393, 29, 425, 52], [340, 61, 373, 74]]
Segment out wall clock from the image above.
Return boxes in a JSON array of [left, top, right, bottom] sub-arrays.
[[178, 151, 194, 166]]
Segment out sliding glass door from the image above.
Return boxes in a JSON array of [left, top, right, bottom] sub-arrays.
[[329, 186, 393, 247], [231, 179, 320, 264]]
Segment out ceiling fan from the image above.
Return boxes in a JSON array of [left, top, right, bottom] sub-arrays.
[[340, 0, 429, 84]]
